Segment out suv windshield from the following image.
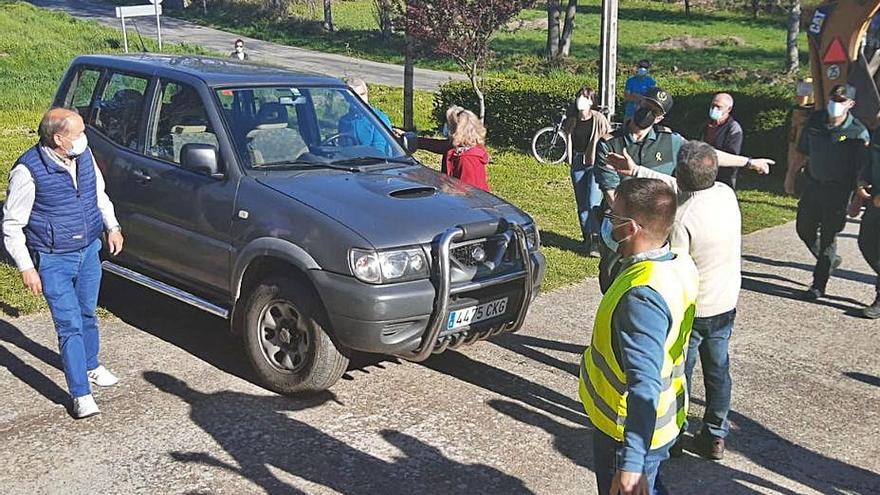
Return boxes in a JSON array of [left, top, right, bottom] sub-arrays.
[[215, 85, 407, 169]]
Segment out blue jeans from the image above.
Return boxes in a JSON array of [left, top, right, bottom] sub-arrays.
[[592, 431, 670, 495], [36, 238, 103, 399], [684, 308, 735, 439], [570, 152, 602, 244]]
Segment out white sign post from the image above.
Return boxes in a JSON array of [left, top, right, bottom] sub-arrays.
[[115, 0, 163, 53]]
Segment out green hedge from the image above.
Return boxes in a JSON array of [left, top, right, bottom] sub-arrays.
[[434, 74, 795, 170]]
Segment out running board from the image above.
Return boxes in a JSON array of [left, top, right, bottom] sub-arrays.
[[101, 261, 230, 319]]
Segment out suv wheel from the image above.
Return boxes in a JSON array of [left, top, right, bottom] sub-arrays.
[[241, 277, 348, 394]]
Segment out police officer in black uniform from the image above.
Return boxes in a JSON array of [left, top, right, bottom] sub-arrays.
[[595, 87, 772, 291], [849, 130, 880, 318], [785, 84, 870, 301]]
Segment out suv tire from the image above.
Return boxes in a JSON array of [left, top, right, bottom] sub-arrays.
[[241, 277, 348, 394]]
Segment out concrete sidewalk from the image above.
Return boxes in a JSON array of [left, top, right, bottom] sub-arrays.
[[28, 0, 465, 90], [0, 217, 878, 494]]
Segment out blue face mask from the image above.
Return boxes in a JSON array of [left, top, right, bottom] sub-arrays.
[[442, 123, 450, 138], [601, 215, 637, 253]]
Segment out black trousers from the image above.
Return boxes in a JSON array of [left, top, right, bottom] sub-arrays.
[[795, 178, 851, 291], [858, 205, 880, 293]]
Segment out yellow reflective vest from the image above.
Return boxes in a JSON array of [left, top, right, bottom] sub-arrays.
[[579, 253, 699, 449]]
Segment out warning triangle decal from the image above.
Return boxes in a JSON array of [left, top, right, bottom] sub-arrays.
[[823, 38, 848, 64]]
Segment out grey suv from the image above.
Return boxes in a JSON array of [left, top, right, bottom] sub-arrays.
[[53, 55, 546, 393]]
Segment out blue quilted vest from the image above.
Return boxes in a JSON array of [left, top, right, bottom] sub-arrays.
[[19, 145, 104, 254]]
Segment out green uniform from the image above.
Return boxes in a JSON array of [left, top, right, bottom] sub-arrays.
[[857, 131, 880, 295], [594, 125, 686, 292], [595, 125, 686, 193], [795, 110, 870, 292]]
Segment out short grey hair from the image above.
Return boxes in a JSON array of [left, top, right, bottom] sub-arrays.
[[348, 78, 368, 95], [38, 107, 76, 147], [676, 140, 718, 192]]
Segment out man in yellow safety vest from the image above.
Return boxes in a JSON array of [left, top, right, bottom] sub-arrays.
[[579, 178, 699, 494]]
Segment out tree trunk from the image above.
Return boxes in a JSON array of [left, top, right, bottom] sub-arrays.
[[546, 0, 561, 59], [684, 0, 690, 16], [786, 0, 800, 74], [751, 0, 760, 18], [404, 28, 415, 130], [323, 0, 334, 31], [559, 0, 577, 57], [469, 62, 486, 121]]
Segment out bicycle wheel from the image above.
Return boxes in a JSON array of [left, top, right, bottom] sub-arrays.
[[531, 127, 567, 164]]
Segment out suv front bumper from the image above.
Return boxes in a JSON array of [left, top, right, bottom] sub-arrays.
[[312, 234, 545, 356]]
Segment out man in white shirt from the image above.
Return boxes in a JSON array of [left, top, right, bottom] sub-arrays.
[[607, 140, 742, 460], [2, 108, 124, 419]]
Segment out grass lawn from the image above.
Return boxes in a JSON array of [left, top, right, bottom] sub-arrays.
[[0, 1, 797, 317], [169, 0, 807, 78]]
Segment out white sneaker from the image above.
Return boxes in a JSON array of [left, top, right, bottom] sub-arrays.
[[72, 394, 100, 419], [87, 365, 119, 387]]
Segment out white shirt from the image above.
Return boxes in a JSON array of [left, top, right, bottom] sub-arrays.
[[633, 166, 742, 317], [2, 146, 119, 272]]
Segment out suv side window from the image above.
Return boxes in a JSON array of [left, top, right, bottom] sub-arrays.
[[92, 72, 149, 150], [62, 67, 102, 120], [147, 80, 218, 165]]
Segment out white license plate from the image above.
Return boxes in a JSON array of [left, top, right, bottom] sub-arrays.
[[447, 297, 509, 330]]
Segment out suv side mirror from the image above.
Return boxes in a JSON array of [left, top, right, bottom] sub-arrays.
[[402, 131, 419, 155], [180, 143, 223, 178]]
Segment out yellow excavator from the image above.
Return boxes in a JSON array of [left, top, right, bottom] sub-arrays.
[[790, 0, 880, 165]]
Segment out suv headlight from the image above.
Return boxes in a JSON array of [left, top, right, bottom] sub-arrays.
[[349, 247, 428, 284], [523, 224, 541, 252]]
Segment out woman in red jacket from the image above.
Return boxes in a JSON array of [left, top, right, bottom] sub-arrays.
[[446, 109, 490, 191]]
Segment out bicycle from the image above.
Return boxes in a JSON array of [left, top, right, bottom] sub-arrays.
[[531, 110, 568, 164]]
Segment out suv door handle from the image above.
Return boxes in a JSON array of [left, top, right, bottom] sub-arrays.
[[132, 169, 151, 183]]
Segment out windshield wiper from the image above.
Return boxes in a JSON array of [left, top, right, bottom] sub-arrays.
[[252, 160, 361, 172], [330, 156, 415, 167]]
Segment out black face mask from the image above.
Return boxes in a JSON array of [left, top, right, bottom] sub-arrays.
[[633, 107, 656, 130]]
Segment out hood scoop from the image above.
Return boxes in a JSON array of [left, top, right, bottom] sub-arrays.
[[389, 186, 437, 199]]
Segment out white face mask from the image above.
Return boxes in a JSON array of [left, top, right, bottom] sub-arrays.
[[64, 134, 88, 158], [235, 46, 243, 53], [827, 101, 848, 118], [576, 96, 592, 112], [709, 107, 724, 121]]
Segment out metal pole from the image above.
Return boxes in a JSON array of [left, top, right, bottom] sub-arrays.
[[121, 16, 129, 53], [598, 0, 619, 120], [155, 2, 162, 51]]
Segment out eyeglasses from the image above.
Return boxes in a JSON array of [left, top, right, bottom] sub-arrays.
[[603, 210, 636, 226]]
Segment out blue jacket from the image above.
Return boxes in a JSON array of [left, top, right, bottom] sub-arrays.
[[610, 247, 676, 471], [19, 145, 103, 255]]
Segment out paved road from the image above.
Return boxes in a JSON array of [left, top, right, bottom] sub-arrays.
[[27, 0, 465, 90], [1, 217, 879, 494]]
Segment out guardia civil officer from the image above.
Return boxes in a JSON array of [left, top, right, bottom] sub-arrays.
[[2, 108, 123, 419], [579, 178, 699, 495], [785, 84, 870, 301], [594, 87, 772, 291], [848, 126, 880, 318]]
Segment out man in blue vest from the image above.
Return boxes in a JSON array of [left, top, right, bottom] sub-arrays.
[[579, 178, 699, 495], [2, 108, 124, 419]]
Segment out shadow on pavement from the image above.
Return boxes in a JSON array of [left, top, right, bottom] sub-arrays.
[[145, 370, 533, 495], [743, 254, 875, 287], [741, 272, 865, 314], [0, 320, 68, 406], [844, 371, 880, 388], [489, 333, 581, 377]]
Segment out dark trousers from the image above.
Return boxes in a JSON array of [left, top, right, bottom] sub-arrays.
[[592, 431, 670, 495], [684, 309, 735, 439], [795, 178, 851, 291], [716, 167, 738, 190], [858, 205, 880, 293]]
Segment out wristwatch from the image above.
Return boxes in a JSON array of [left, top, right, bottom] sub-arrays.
[[745, 158, 754, 169], [108, 225, 122, 234]]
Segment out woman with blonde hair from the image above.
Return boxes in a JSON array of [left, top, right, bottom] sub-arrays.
[[563, 86, 611, 256], [417, 105, 464, 174], [446, 109, 490, 191]]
